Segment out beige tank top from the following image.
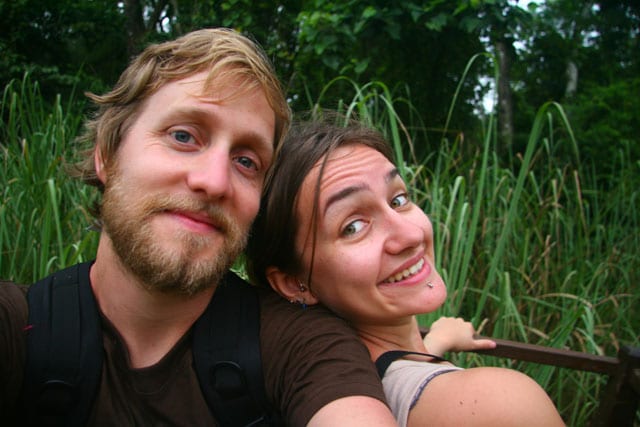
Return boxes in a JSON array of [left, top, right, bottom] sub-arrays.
[[381, 359, 463, 426]]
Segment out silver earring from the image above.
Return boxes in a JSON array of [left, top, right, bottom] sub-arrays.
[[298, 282, 307, 292]]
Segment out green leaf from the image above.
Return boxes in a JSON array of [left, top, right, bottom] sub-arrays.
[[425, 13, 448, 31], [354, 58, 370, 74], [362, 6, 377, 19]]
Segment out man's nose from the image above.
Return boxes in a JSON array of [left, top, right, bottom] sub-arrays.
[[185, 147, 233, 200]]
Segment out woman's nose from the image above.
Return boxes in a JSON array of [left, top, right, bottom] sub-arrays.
[[382, 209, 427, 255]]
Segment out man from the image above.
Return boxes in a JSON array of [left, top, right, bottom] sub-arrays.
[[0, 28, 396, 426]]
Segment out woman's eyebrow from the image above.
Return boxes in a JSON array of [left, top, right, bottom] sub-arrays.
[[323, 166, 398, 215], [386, 167, 400, 183], [323, 184, 368, 216]]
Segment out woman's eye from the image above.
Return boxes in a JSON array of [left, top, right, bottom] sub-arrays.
[[171, 130, 194, 144], [342, 219, 365, 236], [391, 193, 409, 208]]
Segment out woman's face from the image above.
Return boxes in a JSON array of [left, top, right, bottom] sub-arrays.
[[296, 144, 447, 325]]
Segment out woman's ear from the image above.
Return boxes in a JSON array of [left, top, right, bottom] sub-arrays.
[[266, 267, 319, 306], [94, 148, 107, 184]]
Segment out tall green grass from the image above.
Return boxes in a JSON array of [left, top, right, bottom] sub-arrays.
[[1, 75, 99, 282], [1, 73, 638, 425]]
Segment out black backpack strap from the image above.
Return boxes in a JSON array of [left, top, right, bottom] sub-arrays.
[[23, 262, 103, 427], [375, 350, 447, 378], [193, 272, 277, 426]]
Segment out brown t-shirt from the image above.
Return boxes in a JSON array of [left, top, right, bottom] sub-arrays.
[[0, 273, 386, 426]]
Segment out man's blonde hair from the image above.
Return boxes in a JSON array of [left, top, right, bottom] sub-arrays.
[[74, 28, 290, 191]]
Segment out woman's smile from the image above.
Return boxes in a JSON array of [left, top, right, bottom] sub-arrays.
[[382, 258, 426, 284]]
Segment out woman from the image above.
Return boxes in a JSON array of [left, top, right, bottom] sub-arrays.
[[246, 118, 565, 426]]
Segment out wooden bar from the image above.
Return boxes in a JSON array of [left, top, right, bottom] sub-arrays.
[[472, 336, 621, 375], [419, 327, 621, 375]]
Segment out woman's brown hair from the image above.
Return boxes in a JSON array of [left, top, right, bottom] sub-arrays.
[[246, 116, 395, 289]]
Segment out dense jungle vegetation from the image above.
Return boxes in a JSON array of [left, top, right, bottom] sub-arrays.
[[1, 1, 638, 425]]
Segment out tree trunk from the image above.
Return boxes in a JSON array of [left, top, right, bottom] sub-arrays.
[[170, 0, 183, 35], [124, 0, 145, 57], [565, 60, 578, 98], [496, 38, 514, 151]]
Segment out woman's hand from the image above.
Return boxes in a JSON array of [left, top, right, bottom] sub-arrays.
[[423, 317, 496, 356]]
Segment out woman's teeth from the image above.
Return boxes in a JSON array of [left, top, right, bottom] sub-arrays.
[[384, 258, 425, 284]]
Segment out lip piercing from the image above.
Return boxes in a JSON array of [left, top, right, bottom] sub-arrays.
[[426, 282, 433, 288]]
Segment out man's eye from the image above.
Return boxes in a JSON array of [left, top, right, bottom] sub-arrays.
[[236, 156, 258, 170], [342, 220, 365, 236], [171, 130, 194, 144], [391, 193, 409, 208]]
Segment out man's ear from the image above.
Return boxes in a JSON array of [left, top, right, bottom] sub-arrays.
[[266, 267, 319, 305], [94, 148, 107, 184]]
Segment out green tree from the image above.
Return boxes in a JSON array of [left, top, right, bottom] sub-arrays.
[[291, 0, 485, 160], [118, 0, 489, 162], [0, 0, 129, 100], [469, 0, 532, 152], [510, 0, 640, 178]]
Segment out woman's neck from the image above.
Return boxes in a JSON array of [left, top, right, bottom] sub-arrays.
[[355, 316, 427, 362]]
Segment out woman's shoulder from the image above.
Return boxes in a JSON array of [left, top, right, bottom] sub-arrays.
[[258, 286, 355, 335], [257, 285, 375, 375], [381, 358, 462, 427]]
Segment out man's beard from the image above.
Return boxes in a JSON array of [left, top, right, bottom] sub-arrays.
[[100, 166, 247, 296]]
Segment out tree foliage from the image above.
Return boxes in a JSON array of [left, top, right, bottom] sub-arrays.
[[289, 1, 486, 159], [510, 0, 639, 175], [1, 0, 637, 178], [0, 0, 128, 98]]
